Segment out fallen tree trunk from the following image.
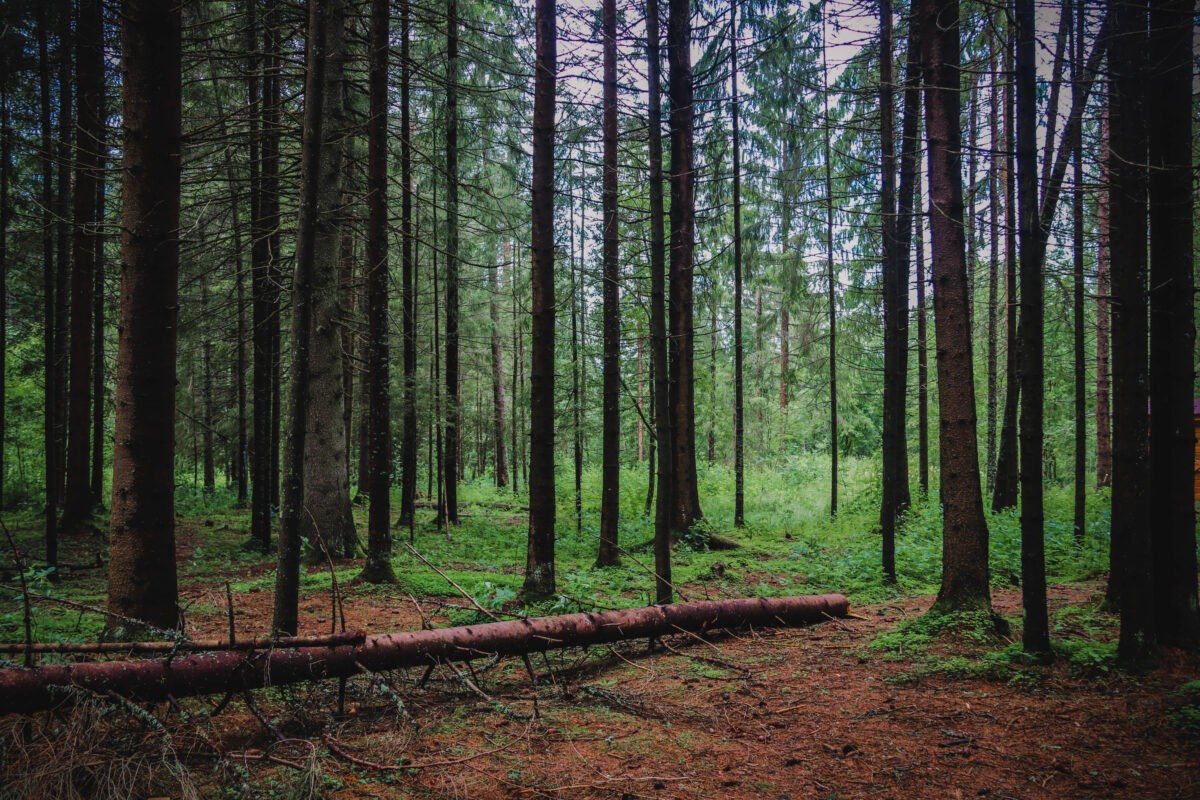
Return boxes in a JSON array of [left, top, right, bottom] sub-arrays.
[[0, 594, 847, 714], [0, 630, 366, 656]]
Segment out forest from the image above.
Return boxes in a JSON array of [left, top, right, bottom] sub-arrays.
[[0, 0, 1196, 797]]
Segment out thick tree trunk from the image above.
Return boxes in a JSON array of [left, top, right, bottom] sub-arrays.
[[275, 0, 329, 637], [646, 0, 672, 603], [106, 0, 182, 634], [597, 0, 620, 567], [1106, 0, 1152, 666], [62, 0, 104, 529], [300, 0, 357, 560], [360, 0, 395, 585], [667, 0, 702, 535], [0, 595, 848, 714], [1015, 0, 1049, 659], [524, 0, 557, 599], [1147, 0, 1198, 647], [398, 0, 417, 528], [919, 0, 994, 615]]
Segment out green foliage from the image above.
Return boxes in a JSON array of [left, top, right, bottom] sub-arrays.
[[1168, 682, 1200, 738]]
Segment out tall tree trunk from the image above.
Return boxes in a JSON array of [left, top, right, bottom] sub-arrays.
[[107, 0, 182, 634], [598, 0, 621, 567], [398, 0, 417, 528], [300, 0, 356, 559], [265, 0, 283, 519], [879, 0, 898, 581], [0, 71, 8, 510], [985, 22, 1000, 495], [38, 4, 58, 567], [915, 165, 929, 497], [1070, 1, 1085, 545], [919, 0, 994, 616], [730, 0, 744, 528], [54, 0, 72, 510], [491, 255, 509, 489], [443, 0, 461, 526], [570, 168, 582, 535], [90, 98, 106, 508], [1147, 0, 1198, 648], [62, 0, 104, 529], [779, 305, 789, 411], [274, 0, 329, 636], [646, 0, 672, 603], [249, 0, 270, 550], [523, 0, 557, 598], [1094, 107, 1112, 489], [821, 15, 838, 518], [667, 0, 702, 535], [1108, 0, 1152, 667], [360, 0, 395, 585], [1015, 0, 1049, 659], [992, 19, 1019, 512], [201, 272, 216, 494]]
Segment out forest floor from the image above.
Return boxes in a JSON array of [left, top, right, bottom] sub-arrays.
[[1, 490, 1198, 799]]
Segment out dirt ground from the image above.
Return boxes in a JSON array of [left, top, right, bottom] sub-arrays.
[[2, 529, 1198, 799]]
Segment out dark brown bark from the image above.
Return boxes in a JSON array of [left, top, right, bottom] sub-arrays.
[[360, 0, 395, 585], [1106, 0, 1152, 666], [1095, 108, 1112, 489], [53, 0, 71, 509], [667, 0, 702, 534], [0, 595, 849, 714], [570, 181, 582, 535], [0, 67, 8, 510], [90, 97, 106, 509], [646, 0, 672, 603], [597, 0, 620, 567], [443, 0, 461, 527], [274, 0, 329, 636], [1015, 0, 1049, 659], [62, 0, 104, 528], [985, 22, 1000, 495], [300, 0, 356, 559], [730, 0, 744, 528], [1071, 1, 1085, 545], [201, 273, 216, 494], [879, 0, 897, 576], [398, 0, 417, 528], [1148, 0, 1198, 647], [915, 168, 928, 497], [919, 0, 994, 615], [106, 0, 182, 634], [38, 5, 58, 566], [524, 0, 557, 598]]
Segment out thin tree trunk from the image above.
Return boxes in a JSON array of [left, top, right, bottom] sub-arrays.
[[201, 272, 216, 494], [90, 102, 106, 508], [1147, 0, 1198, 647], [491, 255, 509, 489], [985, 22, 1000, 495], [1095, 108, 1112, 489], [360, 0, 395, 584], [879, 0, 898, 580], [107, 0, 182, 634], [38, 4, 58, 567], [915, 163, 929, 497], [524, 0, 557, 598], [443, 0, 461, 526], [597, 0, 621, 567], [54, 0, 71, 510], [730, 0, 745, 528], [992, 18, 1019, 512], [0, 73, 9, 510], [1070, 2, 1085, 545], [570, 167, 582, 535], [647, 0, 672, 602], [62, 0, 104, 528], [274, 0, 329, 636], [249, 0, 270, 551], [822, 15, 838, 518], [919, 0, 995, 616], [399, 0, 417, 527], [1015, 0, 1049, 659]]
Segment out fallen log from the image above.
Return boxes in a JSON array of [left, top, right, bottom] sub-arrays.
[[0, 594, 847, 714], [0, 630, 367, 656]]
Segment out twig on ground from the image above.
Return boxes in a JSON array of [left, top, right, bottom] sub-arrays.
[[321, 722, 532, 771]]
